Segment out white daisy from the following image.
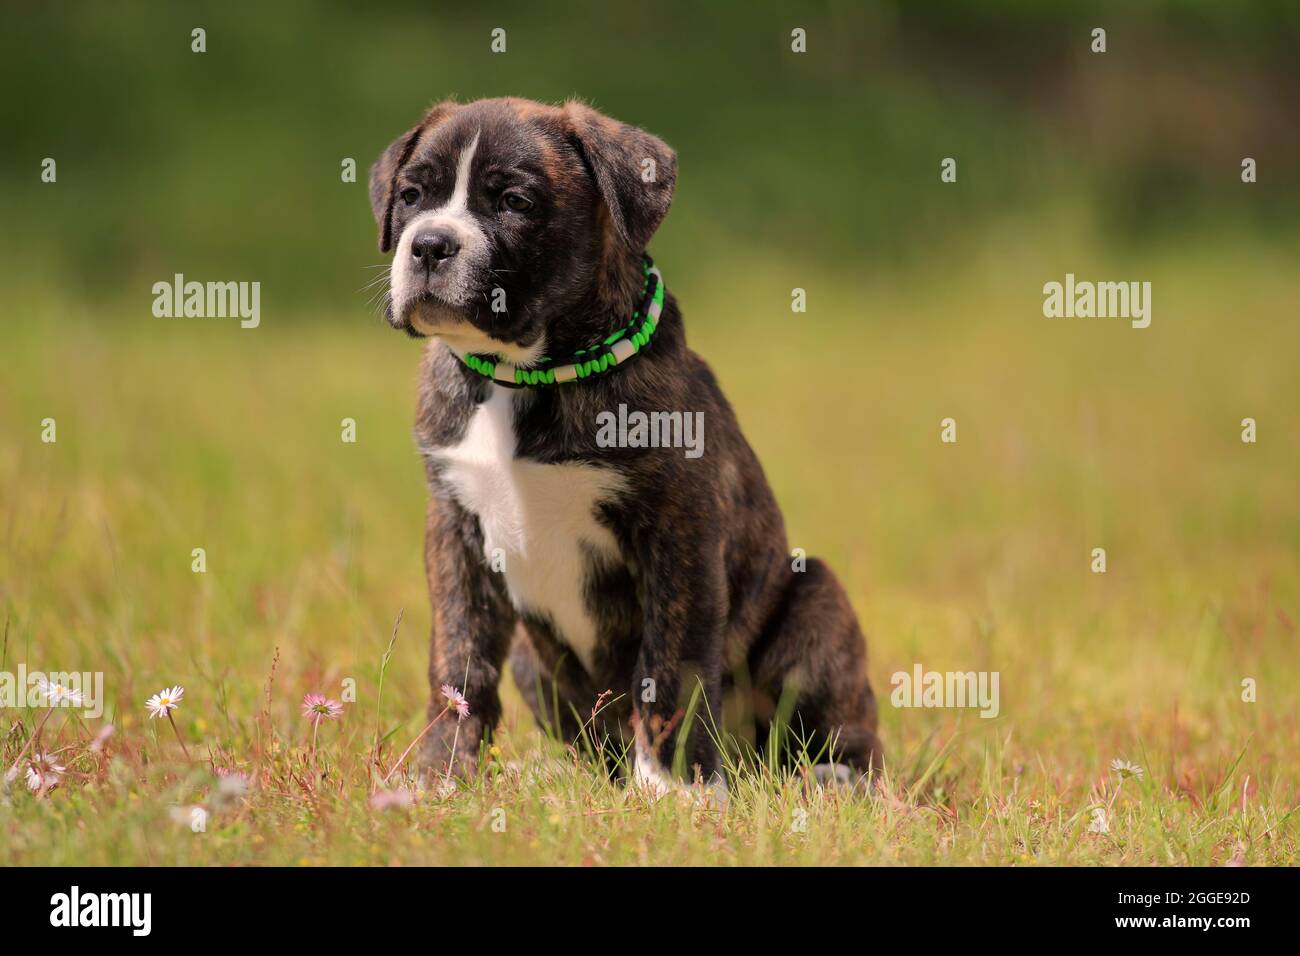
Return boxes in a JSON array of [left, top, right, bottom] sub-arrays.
[[37, 677, 83, 707], [146, 685, 185, 718], [25, 753, 66, 792], [1110, 758, 1144, 780]]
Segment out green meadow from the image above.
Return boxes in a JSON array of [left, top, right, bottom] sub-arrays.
[[3, 237, 1297, 864]]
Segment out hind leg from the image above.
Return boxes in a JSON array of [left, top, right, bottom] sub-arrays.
[[748, 558, 883, 781]]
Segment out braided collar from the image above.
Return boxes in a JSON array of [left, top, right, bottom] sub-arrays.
[[455, 258, 664, 388]]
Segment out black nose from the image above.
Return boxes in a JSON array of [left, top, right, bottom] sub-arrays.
[[410, 229, 460, 266]]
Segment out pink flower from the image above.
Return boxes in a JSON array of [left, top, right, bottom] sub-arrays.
[[302, 694, 343, 720], [89, 724, 116, 753], [369, 788, 416, 811], [441, 684, 470, 719]]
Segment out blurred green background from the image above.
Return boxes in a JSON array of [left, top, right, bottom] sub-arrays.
[[1, 1, 1298, 864], [3, 0, 1298, 310]]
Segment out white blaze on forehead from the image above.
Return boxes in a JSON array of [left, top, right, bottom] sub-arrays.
[[391, 126, 546, 366], [390, 127, 489, 317], [442, 130, 481, 216]]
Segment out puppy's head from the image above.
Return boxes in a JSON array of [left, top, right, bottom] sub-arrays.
[[368, 97, 676, 362]]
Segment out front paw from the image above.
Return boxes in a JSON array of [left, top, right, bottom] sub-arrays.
[[632, 741, 727, 809], [632, 736, 675, 797], [811, 761, 878, 795], [419, 717, 482, 783]]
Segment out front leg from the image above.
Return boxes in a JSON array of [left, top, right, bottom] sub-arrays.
[[421, 490, 517, 780], [631, 533, 727, 795]]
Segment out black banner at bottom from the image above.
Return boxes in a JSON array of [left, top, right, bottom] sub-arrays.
[[0, 865, 1276, 941]]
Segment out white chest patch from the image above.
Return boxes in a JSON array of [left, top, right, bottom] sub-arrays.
[[430, 387, 627, 673]]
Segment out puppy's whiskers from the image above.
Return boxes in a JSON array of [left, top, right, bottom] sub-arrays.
[[359, 269, 391, 292], [360, 267, 393, 313]]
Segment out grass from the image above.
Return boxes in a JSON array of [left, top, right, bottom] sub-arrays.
[[1, 239, 1297, 866]]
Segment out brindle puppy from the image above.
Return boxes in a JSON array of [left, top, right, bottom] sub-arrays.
[[368, 97, 882, 794]]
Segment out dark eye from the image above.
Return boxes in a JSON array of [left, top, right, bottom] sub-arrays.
[[400, 187, 420, 206], [501, 192, 534, 214]]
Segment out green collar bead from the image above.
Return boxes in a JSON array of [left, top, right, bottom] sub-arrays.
[[456, 257, 663, 389]]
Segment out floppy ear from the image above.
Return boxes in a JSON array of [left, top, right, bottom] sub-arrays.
[[369, 100, 458, 253], [563, 101, 677, 255]]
